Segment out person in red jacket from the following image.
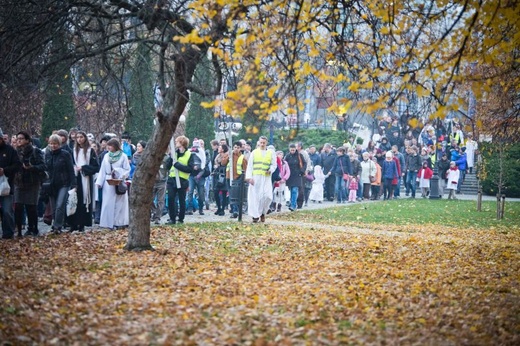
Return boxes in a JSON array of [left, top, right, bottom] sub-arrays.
[[417, 161, 433, 198]]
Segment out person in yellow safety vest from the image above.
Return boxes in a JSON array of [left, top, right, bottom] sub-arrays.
[[245, 136, 277, 223], [227, 141, 248, 219], [165, 136, 194, 225]]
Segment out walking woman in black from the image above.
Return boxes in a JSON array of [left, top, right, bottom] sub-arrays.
[[13, 131, 46, 236], [68, 131, 99, 232]]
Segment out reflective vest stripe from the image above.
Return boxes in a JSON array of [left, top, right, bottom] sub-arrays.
[[226, 155, 244, 175], [169, 151, 191, 180], [252, 149, 272, 176]]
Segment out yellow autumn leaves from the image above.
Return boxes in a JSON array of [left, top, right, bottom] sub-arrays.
[[1, 219, 518, 344]]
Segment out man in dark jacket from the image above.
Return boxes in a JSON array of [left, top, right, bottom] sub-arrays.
[[0, 129, 22, 239], [320, 143, 336, 201], [405, 146, 422, 198], [437, 152, 451, 197]]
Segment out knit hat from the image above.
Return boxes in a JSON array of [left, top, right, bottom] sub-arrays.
[[385, 151, 393, 158], [376, 149, 382, 154]]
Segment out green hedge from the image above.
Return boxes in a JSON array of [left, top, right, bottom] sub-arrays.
[[480, 142, 520, 197], [263, 128, 357, 151]]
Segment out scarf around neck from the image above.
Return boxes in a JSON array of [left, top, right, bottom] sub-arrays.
[[108, 150, 123, 164]]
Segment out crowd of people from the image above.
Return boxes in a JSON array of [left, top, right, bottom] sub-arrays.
[[0, 116, 477, 237]]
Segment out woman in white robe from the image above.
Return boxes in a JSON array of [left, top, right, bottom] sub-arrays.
[[465, 134, 478, 173], [95, 138, 130, 229]]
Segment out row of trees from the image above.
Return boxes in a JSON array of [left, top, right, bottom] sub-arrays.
[[1, 0, 518, 250]]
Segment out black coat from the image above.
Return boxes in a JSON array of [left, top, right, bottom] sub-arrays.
[[321, 151, 336, 174], [45, 148, 76, 194], [285, 152, 306, 187], [331, 155, 352, 176], [68, 148, 100, 228], [14, 145, 46, 188], [0, 142, 22, 194]]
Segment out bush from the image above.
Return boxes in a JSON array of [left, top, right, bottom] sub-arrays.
[[480, 142, 520, 197], [266, 128, 355, 150]]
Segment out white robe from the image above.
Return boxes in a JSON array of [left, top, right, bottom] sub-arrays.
[[309, 166, 325, 202], [446, 169, 460, 191], [245, 149, 277, 218], [465, 139, 478, 169], [95, 153, 131, 229]]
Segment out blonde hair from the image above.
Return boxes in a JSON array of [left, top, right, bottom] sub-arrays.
[[176, 136, 189, 149], [48, 134, 61, 144]]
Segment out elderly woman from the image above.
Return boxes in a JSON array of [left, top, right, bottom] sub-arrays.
[[95, 138, 130, 230], [359, 152, 377, 200], [45, 134, 76, 234]]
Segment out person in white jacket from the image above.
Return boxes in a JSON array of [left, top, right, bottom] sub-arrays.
[[446, 161, 460, 200]]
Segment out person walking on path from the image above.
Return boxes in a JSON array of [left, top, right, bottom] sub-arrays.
[[95, 138, 130, 230], [165, 136, 195, 224], [285, 144, 306, 211], [245, 136, 277, 223], [46, 134, 76, 234], [446, 161, 460, 200], [0, 129, 22, 239], [68, 131, 99, 232], [227, 141, 248, 219], [13, 131, 46, 237]]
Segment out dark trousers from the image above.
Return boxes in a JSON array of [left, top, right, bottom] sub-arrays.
[[0, 195, 15, 238], [324, 174, 335, 201], [167, 182, 187, 223], [15, 204, 38, 235], [383, 178, 393, 200], [297, 178, 305, 208], [371, 185, 380, 199]]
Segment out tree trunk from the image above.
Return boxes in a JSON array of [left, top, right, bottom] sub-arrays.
[[124, 113, 176, 251], [124, 52, 198, 251]]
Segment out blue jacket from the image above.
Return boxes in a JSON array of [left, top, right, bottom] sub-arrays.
[[456, 153, 467, 171], [382, 159, 398, 180]]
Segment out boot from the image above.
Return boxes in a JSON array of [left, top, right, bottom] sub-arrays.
[[199, 207, 204, 215], [277, 203, 281, 212]]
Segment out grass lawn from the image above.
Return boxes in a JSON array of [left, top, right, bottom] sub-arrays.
[[276, 199, 520, 231], [0, 200, 519, 345]]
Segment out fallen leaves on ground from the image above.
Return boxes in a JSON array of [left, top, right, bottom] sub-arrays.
[[0, 222, 518, 345]]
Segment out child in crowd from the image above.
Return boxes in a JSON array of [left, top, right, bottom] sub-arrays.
[[348, 177, 358, 203], [418, 161, 433, 198], [309, 165, 325, 203]]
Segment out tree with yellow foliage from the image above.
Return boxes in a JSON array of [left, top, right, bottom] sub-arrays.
[[0, 0, 518, 250]]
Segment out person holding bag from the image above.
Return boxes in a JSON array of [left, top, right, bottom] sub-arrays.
[[95, 138, 130, 230], [360, 152, 376, 200], [45, 134, 76, 234], [0, 128, 22, 239], [13, 131, 46, 237], [68, 131, 99, 232], [328, 147, 352, 204], [212, 143, 229, 216]]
